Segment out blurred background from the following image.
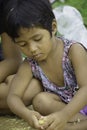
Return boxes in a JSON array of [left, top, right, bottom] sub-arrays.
[[51, 0, 87, 28]]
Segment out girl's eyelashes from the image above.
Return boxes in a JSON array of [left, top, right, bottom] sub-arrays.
[[14, 39, 27, 47], [34, 37, 42, 41], [15, 36, 43, 47], [18, 42, 27, 47]]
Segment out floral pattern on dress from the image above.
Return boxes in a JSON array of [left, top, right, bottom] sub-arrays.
[[27, 37, 87, 115]]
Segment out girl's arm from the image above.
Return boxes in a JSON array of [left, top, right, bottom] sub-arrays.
[[0, 33, 22, 82], [62, 43, 87, 120], [7, 59, 41, 128]]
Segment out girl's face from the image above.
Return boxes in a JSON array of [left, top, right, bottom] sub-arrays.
[[15, 27, 55, 62]]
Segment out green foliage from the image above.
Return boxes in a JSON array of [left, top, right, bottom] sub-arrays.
[[0, 37, 1, 44], [52, 0, 87, 27]]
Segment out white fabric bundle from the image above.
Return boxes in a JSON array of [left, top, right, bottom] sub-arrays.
[[53, 5, 87, 48]]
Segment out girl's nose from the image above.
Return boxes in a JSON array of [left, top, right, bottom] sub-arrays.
[[29, 43, 37, 53]]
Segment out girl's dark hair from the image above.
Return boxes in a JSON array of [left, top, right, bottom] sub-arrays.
[[4, 0, 55, 39]]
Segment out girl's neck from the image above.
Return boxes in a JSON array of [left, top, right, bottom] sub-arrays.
[[39, 36, 62, 65], [48, 37, 62, 61]]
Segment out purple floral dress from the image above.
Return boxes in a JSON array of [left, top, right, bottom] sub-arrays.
[[27, 37, 87, 116]]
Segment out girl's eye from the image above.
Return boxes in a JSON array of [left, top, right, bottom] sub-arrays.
[[34, 37, 42, 41], [18, 42, 27, 47]]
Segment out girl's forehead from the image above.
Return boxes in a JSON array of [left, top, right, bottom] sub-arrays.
[[19, 27, 43, 36], [19, 27, 35, 35]]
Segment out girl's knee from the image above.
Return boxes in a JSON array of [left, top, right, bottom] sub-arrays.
[[33, 92, 53, 115], [33, 92, 46, 108]]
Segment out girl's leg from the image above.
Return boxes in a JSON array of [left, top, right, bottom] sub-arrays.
[[22, 78, 43, 106], [0, 77, 42, 114], [0, 75, 15, 108], [0, 75, 15, 114], [65, 120, 87, 130], [33, 92, 87, 130], [33, 92, 66, 115]]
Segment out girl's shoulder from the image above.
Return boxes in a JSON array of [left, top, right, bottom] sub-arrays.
[[58, 36, 87, 54]]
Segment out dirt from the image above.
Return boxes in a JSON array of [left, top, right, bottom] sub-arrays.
[[0, 115, 36, 130]]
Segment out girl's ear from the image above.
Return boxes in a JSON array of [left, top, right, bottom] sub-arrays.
[[52, 19, 57, 35]]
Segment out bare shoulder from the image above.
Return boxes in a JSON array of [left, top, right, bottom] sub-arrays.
[[69, 43, 87, 62], [9, 59, 33, 95], [68, 43, 87, 86], [18, 58, 33, 78]]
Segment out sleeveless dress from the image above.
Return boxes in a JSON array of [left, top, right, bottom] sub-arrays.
[[27, 37, 87, 116]]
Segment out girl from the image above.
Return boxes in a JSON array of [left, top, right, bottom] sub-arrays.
[[4, 0, 87, 129]]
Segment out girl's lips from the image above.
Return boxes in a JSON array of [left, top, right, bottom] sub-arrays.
[[33, 53, 42, 58]]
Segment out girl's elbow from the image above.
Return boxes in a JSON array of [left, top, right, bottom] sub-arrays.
[[7, 93, 15, 107]]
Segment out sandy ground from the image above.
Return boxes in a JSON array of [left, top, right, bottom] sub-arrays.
[[0, 115, 36, 130], [0, 106, 37, 130]]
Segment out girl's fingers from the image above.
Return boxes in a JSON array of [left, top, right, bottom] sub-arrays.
[[33, 116, 41, 129], [38, 116, 53, 129]]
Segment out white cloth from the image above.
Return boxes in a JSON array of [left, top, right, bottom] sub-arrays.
[[53, 5, 87, 48]]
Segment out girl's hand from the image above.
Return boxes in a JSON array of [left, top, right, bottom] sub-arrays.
[[27, 110, 42, 129], [39, 111, 68, 130]]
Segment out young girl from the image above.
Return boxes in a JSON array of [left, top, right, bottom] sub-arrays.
[[4, 0, 87, 129]]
